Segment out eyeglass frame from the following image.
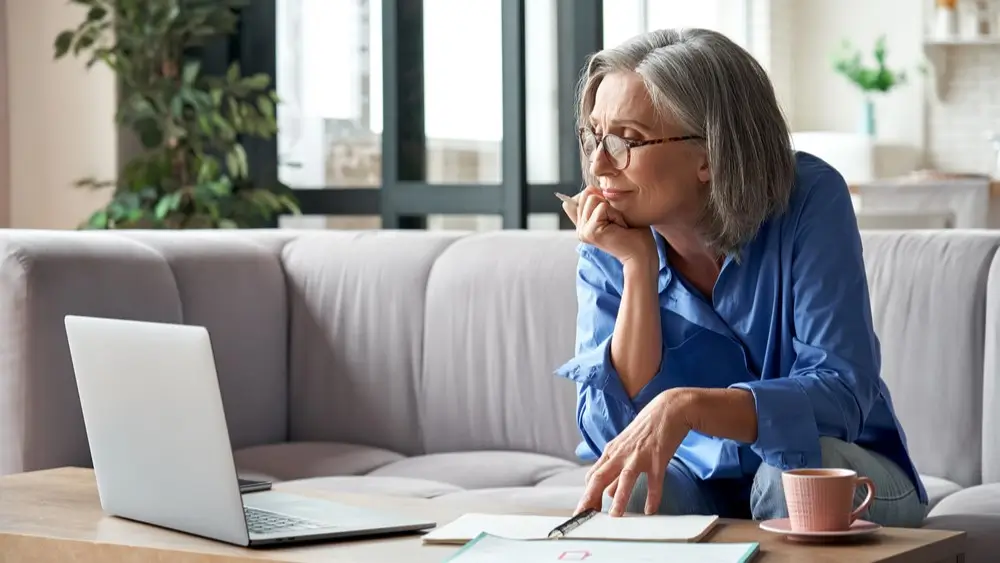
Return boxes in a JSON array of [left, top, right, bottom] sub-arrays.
[[578, 126, 703, 171]]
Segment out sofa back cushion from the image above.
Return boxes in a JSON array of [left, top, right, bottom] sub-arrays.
[[282, 231, 462, 456], [980, 253, 1000, 483], [118, 231, 295, 452], [419, 231, 583, 460], [861, 231, 1000, 487]]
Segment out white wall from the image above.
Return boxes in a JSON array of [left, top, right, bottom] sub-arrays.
[[3, 0, 116, 229], [0, 0, 9, 227], [785, 0, 927, 165]]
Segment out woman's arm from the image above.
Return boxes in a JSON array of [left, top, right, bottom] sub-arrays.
[[722, 170, 881, 469], [612, 259, 663, 398], [555, 245, 663, 457]]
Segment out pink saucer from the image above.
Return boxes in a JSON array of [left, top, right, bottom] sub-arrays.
[[759, 518, 882, 543]]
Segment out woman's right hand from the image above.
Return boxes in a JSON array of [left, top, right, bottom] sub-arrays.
[[562, 186, 657, 270]]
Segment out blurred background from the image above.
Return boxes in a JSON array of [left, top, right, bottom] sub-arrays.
[[2, 0, 998, 231]]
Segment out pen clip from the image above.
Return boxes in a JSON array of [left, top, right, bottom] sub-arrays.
[[547, 508, 597, 539]]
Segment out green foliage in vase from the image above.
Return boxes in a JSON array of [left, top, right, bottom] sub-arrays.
[[831, 35, 915, 94], [53, 0, 299, 229]]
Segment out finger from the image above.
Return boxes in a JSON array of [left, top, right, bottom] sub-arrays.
[[575, 482, 604, 515], [610, 463, 640, 517], [644, 461, 667, 515], [579, 186, 602, 225], [577, 464, 617, 515], [588, 444, 613, 474], [586, 202, 611, 236], [605, 205, 628, 228], [580, 193, 601, 227], [605, 476, 619, 500], [561, 200, 579, 226]]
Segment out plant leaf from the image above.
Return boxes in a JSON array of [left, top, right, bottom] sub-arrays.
[[182, 61, 201, 85], [54, 31, 75, 58]]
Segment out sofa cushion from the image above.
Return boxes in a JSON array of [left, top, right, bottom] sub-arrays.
[[369, 451, 581, 489], [921, 475, 963, 510], [420, 231, 583, 460], [433, 487, 581, 512], [281, 231, 463, 456], [536, 465, 590, 487], [925, 483, 1000, 563], [119, 232, 292, 452], [280, 476, 463, 499], [233, 442, 404, 481], [861, 231, 1000, 487], [929, 483, 1000, 518]]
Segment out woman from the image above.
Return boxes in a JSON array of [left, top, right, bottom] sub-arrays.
[[555, 28, 927, 527]]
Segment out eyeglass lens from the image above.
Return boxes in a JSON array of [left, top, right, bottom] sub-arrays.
[[581, 130, 628, 169]]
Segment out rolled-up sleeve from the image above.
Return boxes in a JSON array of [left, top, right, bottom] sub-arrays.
[[730, 172, 881, 470], [554, 245, 638, 459]]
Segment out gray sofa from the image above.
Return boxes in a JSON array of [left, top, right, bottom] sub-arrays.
[[0, 228, 998, 560]]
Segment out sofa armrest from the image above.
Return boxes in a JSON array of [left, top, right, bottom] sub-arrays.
[[0, 231, 186, 475]]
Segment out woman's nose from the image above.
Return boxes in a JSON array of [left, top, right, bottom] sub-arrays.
[[588, 142, 617, 178]]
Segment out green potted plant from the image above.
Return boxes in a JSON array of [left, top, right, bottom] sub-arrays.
[[831, 35, 912, 138], [53, 0, 299, 229]]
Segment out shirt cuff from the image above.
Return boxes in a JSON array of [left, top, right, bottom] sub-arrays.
[[729, 379, 822, 470], [555, 336, 635, 413]]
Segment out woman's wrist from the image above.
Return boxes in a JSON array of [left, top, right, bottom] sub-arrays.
[[669, 387, 758, 444], [621, 248, 658, 282]]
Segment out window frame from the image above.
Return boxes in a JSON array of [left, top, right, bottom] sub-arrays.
[[232, 0, 751, 229]]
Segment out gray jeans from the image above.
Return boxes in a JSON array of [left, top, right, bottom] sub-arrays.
[[606, 437, 928, 527]]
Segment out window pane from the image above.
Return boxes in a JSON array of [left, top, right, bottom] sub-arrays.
[[423, 0, 502, 184], [278, 215, 382, 229], [525, 0, 559, 184], [427, 215, 502, 231], [602, 0, 644, 47], [646, 0, 749, 47], [603, 0, 750, 50], [426, 214, 560, 231], [276, 0, 381, 188]]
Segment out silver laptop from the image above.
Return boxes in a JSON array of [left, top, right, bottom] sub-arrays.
[[64, 315, 436, 547]]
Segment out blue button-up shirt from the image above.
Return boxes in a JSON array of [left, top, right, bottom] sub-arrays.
[[555, 151, 927, 504]]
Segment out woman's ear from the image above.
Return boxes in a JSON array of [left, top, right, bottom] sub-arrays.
[[696, 155, 712, 184]]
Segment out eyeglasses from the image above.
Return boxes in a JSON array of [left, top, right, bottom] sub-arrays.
[[578, 127, 703, 171]]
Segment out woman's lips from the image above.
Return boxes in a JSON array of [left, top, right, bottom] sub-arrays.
[[601, 188, 633, 201]]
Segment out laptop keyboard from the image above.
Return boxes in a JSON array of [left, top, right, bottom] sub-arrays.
[[243, 506, 329, 534]]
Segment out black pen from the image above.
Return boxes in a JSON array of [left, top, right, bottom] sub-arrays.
[[547, 508, 598, 539]]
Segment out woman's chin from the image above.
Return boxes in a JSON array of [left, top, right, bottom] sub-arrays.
[[617, 210, 652, 229]]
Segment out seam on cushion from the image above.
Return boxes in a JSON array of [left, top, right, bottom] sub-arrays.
[[113, 234, 184, 322], [415, 233, 469, 456], [280, 230, 366, 445]]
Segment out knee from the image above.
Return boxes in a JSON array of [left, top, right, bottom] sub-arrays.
[[750, 437, 850, 517], [818, 436, 855, 467], [750, 462, 788, 520]]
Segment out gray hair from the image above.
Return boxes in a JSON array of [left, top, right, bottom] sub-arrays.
[[577, 28, 795, 257]]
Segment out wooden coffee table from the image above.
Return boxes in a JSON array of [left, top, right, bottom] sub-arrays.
[[0, 467, 965, 562]]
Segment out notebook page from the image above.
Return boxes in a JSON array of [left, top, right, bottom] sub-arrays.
[[568, 513, 719, 542], [422, 513, 566, 544], [446, 534, 760, 563]]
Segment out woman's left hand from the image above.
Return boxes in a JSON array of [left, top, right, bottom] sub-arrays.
[[575, 389, 694, 517]]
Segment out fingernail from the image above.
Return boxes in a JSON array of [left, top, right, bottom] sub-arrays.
[[554, 192, 571, 202]]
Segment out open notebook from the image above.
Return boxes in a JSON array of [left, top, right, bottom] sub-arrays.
[[423, 512, 719, 545]]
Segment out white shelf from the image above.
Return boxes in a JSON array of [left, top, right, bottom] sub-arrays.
[[925, 37, 1000, 46], [922, 37, 1000, 101]]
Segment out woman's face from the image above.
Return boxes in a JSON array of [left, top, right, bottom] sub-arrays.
[[585, 71, 710, 228]]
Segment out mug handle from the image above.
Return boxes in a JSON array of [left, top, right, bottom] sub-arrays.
[[849, 476, 876, 523]]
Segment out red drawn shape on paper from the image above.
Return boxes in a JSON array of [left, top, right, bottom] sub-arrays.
[[557, 550, 591, 561]]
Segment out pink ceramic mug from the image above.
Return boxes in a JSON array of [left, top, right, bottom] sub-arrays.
[[781, 468, 875, 532]]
